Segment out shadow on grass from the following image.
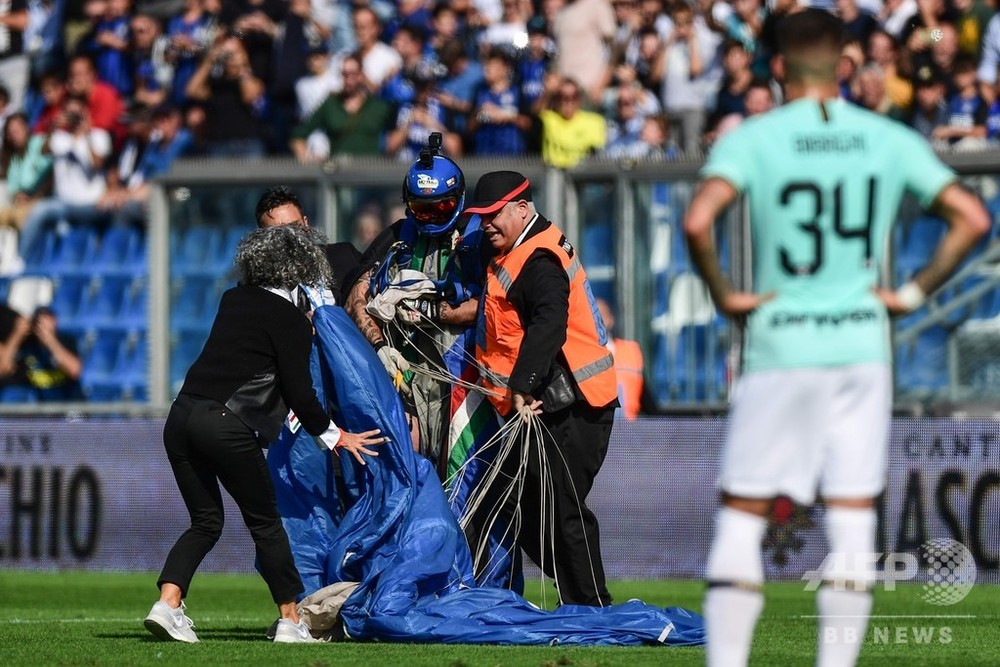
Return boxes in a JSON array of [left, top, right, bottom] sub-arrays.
[[99, 626, 269, 642]]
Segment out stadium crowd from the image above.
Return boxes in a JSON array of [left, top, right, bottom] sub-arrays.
[[1, 0, 999, 181], [0, 0, 997, 399]]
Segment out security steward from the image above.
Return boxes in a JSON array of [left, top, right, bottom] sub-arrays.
[[469, 170, 618, 607]]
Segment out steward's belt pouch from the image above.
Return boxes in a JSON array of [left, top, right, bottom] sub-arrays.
[[541, 364, 575, 413]]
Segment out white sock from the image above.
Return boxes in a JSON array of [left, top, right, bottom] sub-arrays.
[[816, 507, 876, 667], [704, 507, 768, 667]]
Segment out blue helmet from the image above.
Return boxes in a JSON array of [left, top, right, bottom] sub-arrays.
[[402, 148, 466, 237]]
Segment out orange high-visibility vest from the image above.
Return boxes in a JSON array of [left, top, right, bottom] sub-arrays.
[[477, 223, 617, 415], [611, 338, 643, 420]]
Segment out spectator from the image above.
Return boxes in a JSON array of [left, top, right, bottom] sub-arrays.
[[478, 0, 528, 54], [603, 112, 673, 159], [164, 0, 216, 106], [610, 0, 643, 67], [131, 13, 173, 109], [384, 0, 434, 43], [352, 207, 385, 250], [385, 73, 461, 160], [0, 0, 29, 112], [900, 0, 958, 59], [468, 48, 529, 155], [19, 94, 111, 258], [429, 3, 461, 57], [653, 2, 717, 155], [930, 21, 959, 88], [30, 71, 65, 134], [218, 0, 283, 83], [0, 306, 82, 401], [839, 0, 878, 46], [867, 29, 913, 110], [290, 53, 393, 161], [102, 103, 192, 227], [837, 41, 864, 101], [65, 54, 126, 139], [935, 55, 988, 146], [185, 34, 267, 157], [724, 0, 766, 77], [382, 24, 431, 107], [880, 0, 919, 39], [0, 112, 52, 243], [537, 76, 606, 168], [519, 17, 553, 111], [853, 63, 907, 120], [273, 0, 327, 149], [954, 0, 993, 60], [596, 298, 645, 420], [909, 63, 950, 140], [295, 43, 338, 119], [82, 0, 133, 98], [437, 39, 484, 135], [986, 72, 1000, 141], [311, 0, 350, 54], [552, 0, 616, 103], [24, 0, 66, 82], [711, 40, 754, 128], [347, 7, 402, 92], [603, 82, 660, 145], [710, 78, 774, 141]]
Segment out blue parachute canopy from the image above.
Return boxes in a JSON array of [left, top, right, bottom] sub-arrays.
[[268, 305, 705, 646]]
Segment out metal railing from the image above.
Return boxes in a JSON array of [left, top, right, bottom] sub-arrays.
[[4, 149, 1000, 416]]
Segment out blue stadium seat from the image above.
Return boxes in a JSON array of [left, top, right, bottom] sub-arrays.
[[91, 226, 141, 276], [51, 276, 92, 335], [670, 221, 690, 275], [218, 226, 250, 272], [170, 329, 208, 393], [121, 334, 148, 400], [48, 227, 99, 277], [172, 225, 223, 277], [23, 227, 58, 273], [896, 216, 945, 280], [121, 281, 148, 332], [81, 331, 127, 398], [672, 325, 709, 402], [895, 324, 949, 393], [582, 223, 615, 304], [77, 276, 132, 332], [171, 277, 219, 332], [0, 385, 39, 402]]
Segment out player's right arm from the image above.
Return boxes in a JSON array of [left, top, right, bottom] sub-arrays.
[[876, 183, 991, 315], [684, 177, 773, 318]]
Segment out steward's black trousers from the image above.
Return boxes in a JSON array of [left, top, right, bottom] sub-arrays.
[[469, 400, 615, 607], [158, 394, 304, 603]]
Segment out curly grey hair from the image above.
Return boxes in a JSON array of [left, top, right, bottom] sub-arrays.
[[235, 224, 333, 290]]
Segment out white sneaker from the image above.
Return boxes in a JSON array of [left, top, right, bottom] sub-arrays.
[[272, 618, 317, 643], [143, 601, 199, 643]]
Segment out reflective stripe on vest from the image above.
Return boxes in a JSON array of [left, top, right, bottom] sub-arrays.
[[476, 223, 618, 415]]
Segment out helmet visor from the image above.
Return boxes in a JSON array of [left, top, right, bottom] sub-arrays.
[[408, 195, 460, 225]]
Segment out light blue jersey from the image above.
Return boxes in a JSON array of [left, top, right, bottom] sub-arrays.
[[702, 98, 955, 371]]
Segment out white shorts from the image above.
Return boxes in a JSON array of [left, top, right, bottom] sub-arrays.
[[720, 363, 891, 504]]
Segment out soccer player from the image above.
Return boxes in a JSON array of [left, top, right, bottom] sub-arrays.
[[684, 10, 990, 667]]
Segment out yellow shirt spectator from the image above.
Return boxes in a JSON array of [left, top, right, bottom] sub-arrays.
[[538, 84, 607, 169]]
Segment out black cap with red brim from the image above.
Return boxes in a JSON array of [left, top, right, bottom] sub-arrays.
[[464, 171, 532, 215]]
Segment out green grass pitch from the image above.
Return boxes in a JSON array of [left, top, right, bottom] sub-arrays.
[[0, 571, 996, 665]]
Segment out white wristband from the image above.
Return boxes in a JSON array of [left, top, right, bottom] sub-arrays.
[[316, 422, 343, 450], [897, 281, 927, 312]]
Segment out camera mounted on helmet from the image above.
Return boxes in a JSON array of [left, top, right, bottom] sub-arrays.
[[403, 132, 465, 237]]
